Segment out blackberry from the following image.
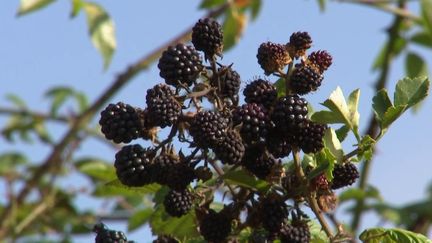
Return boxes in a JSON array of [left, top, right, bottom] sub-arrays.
[[146, 84, 181, 128], [189, 110, 228, 149], [243, 79, 277, 109], [153, 149, 180, 185], [214, 130, 245, 165], [192, 18, 223, 60], [163, 188, 194, 217], [94, 223, 128, 243], [199, 209, 232, 242], [290, 64, 323, 95], [242, 147, 278, 180], [164, 162, 196, 190], [114, 144, 155, 187], [266, 129, 292, 158], [153, 235, 179, 243], [331, 162, 359, 189], [259, 194, 288, 233], [257, 42, 291, 75], [158, 43, 203, 87], [99, 102, 143, 144], [310, 173, 329, 192], [308, 50, 332, 73], [298, 120, 327, 154], [279, 221, 311, 243], [211, 65, 241, 101], [233, 103, 272, 145], [272, 95, 308, 133], [288, 32, 312, 58], [281, 172, 303, 199]]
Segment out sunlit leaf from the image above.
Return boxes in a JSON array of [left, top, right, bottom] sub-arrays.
[[75, 158, 116, 181], [17, 0, 56, 16], [323, 128, 343, 163], [335, 125, 350, 142], [359, 227, 431, 243], [381, 105, 406, 130], [309, 220, 329, 242], [93, 180, 160, 197], [394, 77, 429, 109], [70, 0, 84, 18], [347, 89, 360, 133]]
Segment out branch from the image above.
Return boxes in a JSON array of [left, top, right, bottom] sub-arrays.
[[0, 107, 69, 123], [0, 3, 230, 238]]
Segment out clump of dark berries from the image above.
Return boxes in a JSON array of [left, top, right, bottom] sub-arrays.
[[257, 42, 291, 75], [272, 95, 308, 133], [214, 130, 245, 165], [308, 50, 333, 73], [242, 147, 278, 180], [153, 149, 180, 185], [164, 162, 196, 190], [99, 102, 143, 144], [233, 103, 272, 145], [299, 120, 327, 154], [153, 235, 179, 243], [93, 222, 129, 243], [290, 64, 323, 95], [259, 194, 288, 233], [331, 162, 359, 189], [114, 144, 155, 187], [266, 129, 292, 158], [192, 18, 223, 60], [279, 221, 311, 243], [146, 84, 181, 128], [163, 188, 194, 217], [189, 110, 228, 149], [158, 43, 203, 87], [211, 66, 241, 101], [243, 79, 277, 109], [288, 32, 312, 58], [199, 209, 232, 242]]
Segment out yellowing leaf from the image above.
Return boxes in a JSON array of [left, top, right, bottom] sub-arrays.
[[17, 0, 55, 16]]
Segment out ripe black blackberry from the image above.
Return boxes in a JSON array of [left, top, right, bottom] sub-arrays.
[[290, 64, 323, 95], [163, 188, 194, 217], [288, 32, 312, 58], [93, 223, 128, 243], [243, 78, 277, 109], [199, 209, 232, 242], [242, 147, 278, 180], [259, 194, 288, 233], [266, 129, 292, 158], [233, 103, 272, 145], [298, 120, 327, 154], [99, 102, 143, 144], [214, 130, 245, 165], [257, 42, 291, 75], [281, 172, 303, 199], [153, 235, 179, 243], [279, 221, 311, 243], [114, 144, 155, 187], [189, 110, 228, 149], [308, 50, 332, 73], [146, 84, 181, 128], [211, 66, 241, 102], [331, 162, 359, 189], [153, 149, 180, 185], [192, 18, 223, 60], [271, 95, 308, 133], [158, 43, 203, 87], [165, 162, 196, 190]]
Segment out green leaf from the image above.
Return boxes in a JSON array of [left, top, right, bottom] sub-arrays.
[[405, 52, 428, 78], [83, 2, 116, 69], [199, 0, 225, 9], [372, 89, 392, 123], [323, 128, 344, 163], [315, 149, 335, 180], [358, 135, 376, 161], [0, 152, 28, 175], [93, 180, 160, 197], [17, 0, 56, 16], [311, 110, 342, 124], [128, 208, 152, 232], [75, 158, 116, 181], [249, 0, 262, 20], [322, 87, 357, 133], [70, 0, 84, 18], [381, 105, 406, 130], [359, 227, 431, 243], [150, 205, 200, 239], [45, 86, 74, 116], [335, 125, 350, 142], [394, 77, 430, 108], [372, 37, 406, 71], [274, 78, 286, 97], [411, 31, 432, 48], [222, 169, 270, 192], [309, 220, 330, 243], [34, 120, 53, 144], [6, 94, 27, 109], [74, 92, 89, 112], [316, 0, 326, 12], [339, 185, 381, 204], [222, 8, 246, 52], [347, 89, 360, 132], [421, 0, 432, 38]]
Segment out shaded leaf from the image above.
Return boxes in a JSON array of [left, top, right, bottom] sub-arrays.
[[128, 208, 152, 232], [17, 0, 56, 16], [249, 0, 262, 20], [394, 77, 429, 108], [311, 110, 342, 124], [323, 128, 344, 163], [372, 37, 406, 71], [316, 0, 326, 12], [372, 89, 392, 123], [45, 86, 74, 116], [339, 185, 381, 204], [358, 135, 376, 161], [335, 125, 350, 142], [421, 0, 432, 38], [0, 152, 28, 175], [33, 120, 53, 144], [222, 8, 246, 52], [381, 105, 406, 130], [274, 78, 286, 97], [83, 2, 116, 69], [150, 205, 200, 239], [75, 158, 116, 181], [405, 52, 428, 78], [74, 92, 89, 112], [315, 149, 336, 180], [222, 169, 270, 192], [199, 0, 225, 9], [411, 31, 432, 48], [70, 0, 84, 18], [359, 227, 431, 243], [93, 180, 160, 197], [6, 94, 27, 109]]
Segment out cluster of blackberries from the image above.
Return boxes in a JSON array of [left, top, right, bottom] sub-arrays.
[[97, 17, 360, 242], [93, 222, 133, 243]]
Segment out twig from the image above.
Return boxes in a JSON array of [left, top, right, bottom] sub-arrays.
[[0, 107, 70, 123]]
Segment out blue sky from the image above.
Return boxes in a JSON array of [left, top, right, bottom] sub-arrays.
[[1, 0, 431, 241]]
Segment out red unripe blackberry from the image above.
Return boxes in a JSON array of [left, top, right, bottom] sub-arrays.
[[266, 129, 292, 158], [331, 162, 359, 189], [259, 194, 288, 233], [233, 103, 272, 145], [153, 150, 180, 185], [114, 144, 155, 187], [242, 147, 278, 180], [211, 65, 241, 101], [257, 42, 291, 75], [272, 95, 308, 133], [243, 78, 277, 109], [99, 102, 143, 144], [288, 32, 312, 58], [308, 50, 333, 73], [153, 235, 179, 243], [199, 209, 232, 242], [298, 120, 327, 154], [189, 110, 228, 149], [164, 162, 196, 190], [146, 84, 181, 128], [279, 221, 311, 243], [214, 130, 245, 165], [93, 223, 128, 243], [158, 43, 203, 87], [192, 18, 223, 60], [163, 188, 194, 217], [290, 64, 323, 95], [310, 173, 329, 192]]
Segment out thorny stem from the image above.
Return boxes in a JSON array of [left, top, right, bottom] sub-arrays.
[[0, 107, 70, 123], [284, 63, 294, 95], [0, 3, 230, 238], [209, 160, 238, 200]]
